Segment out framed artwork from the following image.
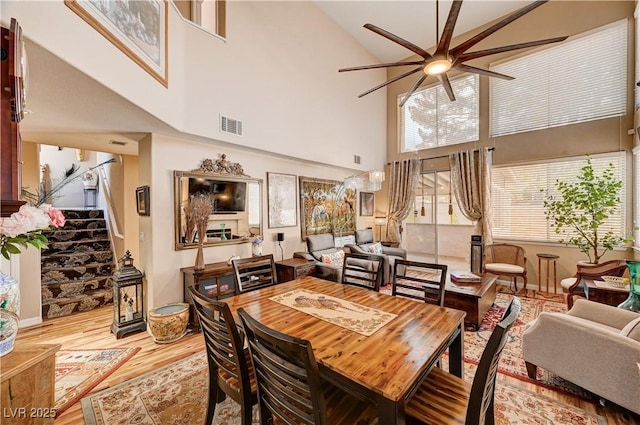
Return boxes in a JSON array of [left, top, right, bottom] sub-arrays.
[[359, 192, 374, 216], [65, 0, 168, 86], [136, 186, 150, 216], [267, 172, 298, 228], [299, 176, 356, 240]]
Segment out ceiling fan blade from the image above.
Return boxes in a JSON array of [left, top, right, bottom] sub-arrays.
[[456, 36, 568, 62], [455, 64, 514, 80], [358, 66, 423, 98], [399, 75, 428, 107], [435, 0, 463, 57], [339, 61, 424, 72], [450, 0, 549, 58], [437, 73, 456, 102], [364, 23, 433, 59]]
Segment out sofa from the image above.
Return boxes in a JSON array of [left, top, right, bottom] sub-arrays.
[[522, 299, 640, 414], [345, 229, 407, 285]]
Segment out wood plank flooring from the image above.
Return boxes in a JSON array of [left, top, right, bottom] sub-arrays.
[[12, 301, 640, 425]]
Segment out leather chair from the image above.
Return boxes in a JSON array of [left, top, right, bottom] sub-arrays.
[[484, 243, 527, 291], [345, 228, 407, 285], [522, 299, 640, 415], [293, 233, 345, 282], [560, 259, 627, 309]]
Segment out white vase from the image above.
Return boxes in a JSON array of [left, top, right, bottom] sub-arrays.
[[252, 243, 262, 257], [0, 272, 20, 357]]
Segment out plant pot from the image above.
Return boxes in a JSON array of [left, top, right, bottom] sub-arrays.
[[0, 310, 19, 357], [147, 303, 190, 344]]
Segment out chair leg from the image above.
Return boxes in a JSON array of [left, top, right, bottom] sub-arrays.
[[241, 400, 253, 425], [525, 361, 537, 379], [206, 380, 220, 425]]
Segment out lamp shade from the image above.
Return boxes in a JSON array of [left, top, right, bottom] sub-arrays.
[[374, 216, 387, 226]]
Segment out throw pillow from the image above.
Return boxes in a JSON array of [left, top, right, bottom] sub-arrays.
[[620, 316, 640, 342], [367, 242, 384, 255], [321, 251, 345, 267]]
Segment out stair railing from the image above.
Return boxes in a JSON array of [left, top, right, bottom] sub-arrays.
[[98, 166, 124, 243]]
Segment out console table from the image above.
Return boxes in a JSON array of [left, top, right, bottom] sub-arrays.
[[181, 261, 237, 330], [444, 273, 498, 330], [1, 344, 61, 424], [276, 258, 316, 283]]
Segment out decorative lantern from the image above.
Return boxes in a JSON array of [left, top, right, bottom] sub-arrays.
[[110, 251, 146, 338], [470, 235, 483, 275]]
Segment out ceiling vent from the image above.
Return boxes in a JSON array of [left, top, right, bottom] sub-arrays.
[[220, 115, 243, 136], [109, 140, 127, 146], [353, 154, 362, 165]]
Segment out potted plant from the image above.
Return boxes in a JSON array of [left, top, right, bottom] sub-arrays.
[[542, 157, 632, 264]]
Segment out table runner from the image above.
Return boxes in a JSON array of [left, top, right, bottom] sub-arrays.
[[270, 289, 397, 336]]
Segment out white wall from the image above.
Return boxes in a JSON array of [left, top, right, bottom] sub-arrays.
[[1, 1, 387, 171]]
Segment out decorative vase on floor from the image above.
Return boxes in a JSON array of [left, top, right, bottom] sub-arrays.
[[0, 272, 20, 357], [618, 259, 640, 312]]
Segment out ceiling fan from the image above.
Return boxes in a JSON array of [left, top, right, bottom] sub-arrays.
[[339, 0, 568, 106]]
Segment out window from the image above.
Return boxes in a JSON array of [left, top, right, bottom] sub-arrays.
[[401, 74, 479, 152], [407, 172, 473, 226], [491, 20, 627, 137], [491, 153, 627, 242]]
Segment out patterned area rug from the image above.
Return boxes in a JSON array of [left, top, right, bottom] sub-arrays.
[[270, 289, 397, 336], [81, 351, 607, 425], [55, 347, 140, 417]]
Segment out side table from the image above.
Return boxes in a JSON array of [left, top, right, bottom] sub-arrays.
[[537, 253, 559, 294], [276, 258, 316, 283]]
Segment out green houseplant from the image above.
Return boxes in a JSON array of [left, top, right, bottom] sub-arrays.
[[542, 157, 632, 264]]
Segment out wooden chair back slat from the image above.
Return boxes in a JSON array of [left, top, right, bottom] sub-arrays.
[[392, 259, 448, 306], [341, 252, 384, 291], [232, 254, 278, 293]]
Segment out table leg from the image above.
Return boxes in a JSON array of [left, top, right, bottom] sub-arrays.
[[553, 260, 557, 294], [538, 257, 541, 293], [448, 324, 464, 378], [377, 397, 404, 425], [546, 259, 550, 294]]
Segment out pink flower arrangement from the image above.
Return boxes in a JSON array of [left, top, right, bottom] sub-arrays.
[[0, 204, 65, 260]]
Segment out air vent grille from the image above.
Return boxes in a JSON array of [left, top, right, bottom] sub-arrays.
[[109, 140, 127, 146], [353, 154, 362, 165], [220, 115, 243, 136]]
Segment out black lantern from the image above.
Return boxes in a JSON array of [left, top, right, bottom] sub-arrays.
[[110, 251, 146, 338], [470, 235, 483, 275]]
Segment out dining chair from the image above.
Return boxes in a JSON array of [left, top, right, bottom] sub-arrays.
[[188, 286, 257, 425], [405, 296, 522, 425], [484, 243, 527, 291], [232, 254, 278, 294], [560, 259, 627, 308], [341, 252, 384, 291], [237, 308, 379, 425], [392, 259, 448, 306]]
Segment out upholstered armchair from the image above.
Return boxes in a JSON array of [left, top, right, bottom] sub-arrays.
[[294, 233, 343, 282], [345, 229, 407, 285], [522, 299, 640, 414]]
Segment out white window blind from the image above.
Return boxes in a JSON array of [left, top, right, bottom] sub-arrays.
[[491, 20, 627, 137], [401, 74, 479, 152], [492, 153, 627, 242]]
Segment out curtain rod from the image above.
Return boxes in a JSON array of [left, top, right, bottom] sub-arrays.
[[386, 147, 495, 165]]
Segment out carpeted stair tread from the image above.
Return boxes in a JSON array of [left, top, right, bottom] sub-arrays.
[[41, 208, 114, 321], [42, 288, 113, 320]]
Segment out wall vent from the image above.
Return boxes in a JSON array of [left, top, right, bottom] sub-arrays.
[[353, 154, 362, 165], [109, 140, 127, 146], [220, 115, 243, 136]]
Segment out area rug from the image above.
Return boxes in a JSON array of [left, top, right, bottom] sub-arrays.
[[55, 347, 140, 417], [270, 289, 397, 336], [81, 351, 607, 425]]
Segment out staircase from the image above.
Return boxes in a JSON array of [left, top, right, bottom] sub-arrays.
[[40, 209, 115, 320]]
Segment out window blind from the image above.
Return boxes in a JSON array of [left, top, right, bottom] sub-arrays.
[[491, 19, 627, 137], [401, 74, 479, 152], [491, 153, 627, 242]]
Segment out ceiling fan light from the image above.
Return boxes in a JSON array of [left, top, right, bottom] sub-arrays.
[[424, 59, 451, 75]]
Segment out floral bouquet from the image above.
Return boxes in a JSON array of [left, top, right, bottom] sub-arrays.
[[0, 203, 66, 260]]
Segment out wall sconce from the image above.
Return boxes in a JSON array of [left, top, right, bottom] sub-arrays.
[[76, 149, 86, 162], [110, 251, 146, 339]]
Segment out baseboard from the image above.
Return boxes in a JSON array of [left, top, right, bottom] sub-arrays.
[[19, 316, 43, 329]]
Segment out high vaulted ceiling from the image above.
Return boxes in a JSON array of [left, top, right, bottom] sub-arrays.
[[314, 0, 531, 63]]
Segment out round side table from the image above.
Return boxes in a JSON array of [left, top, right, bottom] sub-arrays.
[[537, 253, 559, 294]]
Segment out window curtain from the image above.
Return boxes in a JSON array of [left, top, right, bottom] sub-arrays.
[[449, 148, 493, 245], [386, 159, 420, 244]]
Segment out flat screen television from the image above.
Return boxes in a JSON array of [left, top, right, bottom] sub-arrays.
[[188, 178, 247, 213]]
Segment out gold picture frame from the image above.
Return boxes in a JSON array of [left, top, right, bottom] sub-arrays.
[[65, 0, 168, 87]]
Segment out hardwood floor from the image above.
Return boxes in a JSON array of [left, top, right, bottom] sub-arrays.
[[14, 301, 640, 425]]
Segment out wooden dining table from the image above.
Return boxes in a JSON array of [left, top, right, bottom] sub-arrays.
[[223, 276, 466, 425]]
